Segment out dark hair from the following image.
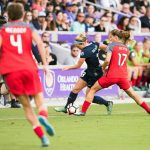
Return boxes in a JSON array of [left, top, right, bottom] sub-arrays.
[[111, 29, 130, 44], [111, 29, 122, 39], [71, 44, 77, 50], [42, 31, 49, 37], [143, 37, 150, 43], [43, 41, 49, 46], [120, 30, 130, 44], [103, 11, 114, 23], [7, 3, 24, 21], [117, 16, 129, 29], [0, 15, 7, 26]]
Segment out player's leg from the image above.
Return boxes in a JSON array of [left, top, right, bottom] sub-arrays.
[[75, 81, 102, 116], [141, 67, 149, 90], [33, 92, 55, 136], [54, 78, 87, 112], [136, 66, 144, 88], [10, 93, 21, 108], [86, 87, 113, 115], [17, 94, 49, 147], [125, 87, 150, 114], [65, 78, 87, 107], [75, 76, 113, 116]]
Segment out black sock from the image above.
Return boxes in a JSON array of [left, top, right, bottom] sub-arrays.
[[93, 96, 108, 106], [65, 92, 78, 108]]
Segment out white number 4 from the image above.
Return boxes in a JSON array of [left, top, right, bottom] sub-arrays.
[[10, 34, 23, 54], [118, 53, 127, 66]]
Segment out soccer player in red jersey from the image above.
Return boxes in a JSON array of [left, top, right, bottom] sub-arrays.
[[76, 29, 150, 116], [0, 3, 55, 146]]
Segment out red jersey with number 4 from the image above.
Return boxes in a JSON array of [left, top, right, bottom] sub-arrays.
[[0, 21, 37, 74], [105, 42, 129, 78]]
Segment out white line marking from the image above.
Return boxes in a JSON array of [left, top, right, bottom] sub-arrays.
[[0, 110, 146, 121]]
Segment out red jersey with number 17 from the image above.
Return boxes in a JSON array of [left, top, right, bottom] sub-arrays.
[[0, 21, 37, 75], [105, 42, 129, 78]]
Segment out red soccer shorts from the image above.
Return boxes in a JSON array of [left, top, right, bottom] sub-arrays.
[[98, 76, 130, 90], [4, 70, 42, 95]]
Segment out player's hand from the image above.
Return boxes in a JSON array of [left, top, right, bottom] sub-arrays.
[[62, 66, 70, 71], [43, 65, 49, 74]]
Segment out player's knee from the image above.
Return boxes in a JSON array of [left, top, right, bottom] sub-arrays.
[[72, 88, 80, 93], [90, 86, 97, 93]]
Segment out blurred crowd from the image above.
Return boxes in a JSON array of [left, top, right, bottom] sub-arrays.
[[0, 0, 149, 33], [0, 0, 149, 108]]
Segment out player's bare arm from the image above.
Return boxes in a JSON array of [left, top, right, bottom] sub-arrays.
[[102, 52, 112, 71], [63, 58, 85, 70], [32, 31, 48, 73], [0, 35, 2, 48]]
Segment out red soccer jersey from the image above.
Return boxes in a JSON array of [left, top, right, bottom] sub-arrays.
[[105, 42, 129, 78], [0, 21, 37, 74]]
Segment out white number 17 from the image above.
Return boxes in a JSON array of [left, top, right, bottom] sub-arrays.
[[10, 34, 23, 54], [118, 53, 127, 66]]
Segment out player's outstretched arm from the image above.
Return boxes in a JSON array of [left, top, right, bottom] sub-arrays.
[[63, 58, 85, 70]]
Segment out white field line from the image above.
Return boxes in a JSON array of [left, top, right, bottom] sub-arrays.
[[0, 110, 146, 121]]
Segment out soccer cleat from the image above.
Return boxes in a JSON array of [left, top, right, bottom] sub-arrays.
[[74, 111, 86, 116], [11, 100, 21, 108], [41, 135, 49, 147], [54, 106, 67, 113], [38, 116, 55, 136], [132, 86, 141, 91], [106, 101, 113, 115]]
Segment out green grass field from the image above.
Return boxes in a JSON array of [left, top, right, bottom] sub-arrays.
[[0, 103, 150, 150]]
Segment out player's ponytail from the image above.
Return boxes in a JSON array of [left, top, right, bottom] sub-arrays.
[[120, 30, 130, 44], [111, 29, 122, 39]]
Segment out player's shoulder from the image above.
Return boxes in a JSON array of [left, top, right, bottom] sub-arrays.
[[2, 22, 34, 30], [108, 42, 119, 47]]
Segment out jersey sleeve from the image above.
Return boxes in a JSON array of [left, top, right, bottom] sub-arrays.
[[106, 43, 114, 53], [29, 23, 36, 31], [80, 50, 88, 58]]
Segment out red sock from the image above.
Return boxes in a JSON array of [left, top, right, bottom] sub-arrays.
[[82, 101, 91, 113], [142, 76, 148, 86], [140, 102, 150, 113], [33, 126, 44, 138], [39, 110, 48, 118], [136, 76, 142, 87], [131, 79, 136, 86]]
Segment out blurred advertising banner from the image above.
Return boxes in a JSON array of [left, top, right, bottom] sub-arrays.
[[39, 68, 119, 98]]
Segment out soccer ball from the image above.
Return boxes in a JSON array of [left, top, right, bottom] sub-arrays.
[[67, 103, 79, 115]]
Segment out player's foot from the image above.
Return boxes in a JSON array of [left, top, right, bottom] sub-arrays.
[[11, 100, 21, 108], [139, 86, 148, 91], [38, 116, 55, 136], [106, 101, 113, 115], [41, 135, 49, 147], [54, 106, 67, 113], [74, 111, 86, 116], [132, 86, 141, 91]]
